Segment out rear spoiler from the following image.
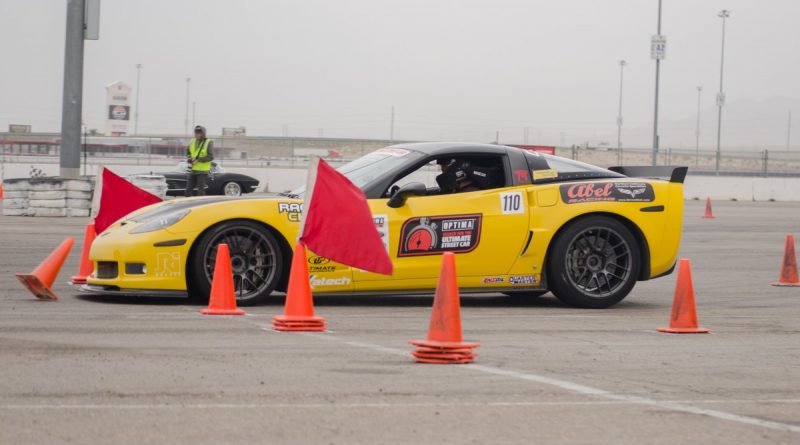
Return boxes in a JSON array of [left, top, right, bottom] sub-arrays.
[[608, 166, 688, 184]]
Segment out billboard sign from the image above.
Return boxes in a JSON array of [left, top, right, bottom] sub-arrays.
[[8, 124, 32, 133], [105, 81, 132, 136], [222, 126, 247, 136], [108, 105, 130, 120]]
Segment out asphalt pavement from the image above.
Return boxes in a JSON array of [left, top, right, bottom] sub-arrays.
[[1, 200, 799, 444]]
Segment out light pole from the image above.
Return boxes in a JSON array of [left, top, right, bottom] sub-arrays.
[[616, 60, 627, 165], [695, 86, 702, 167], [184, 77, 191, 135], [134, 64, 142, 135], [787, 110, 792, 150], [59, 0, 86, 178], [651, 0, 664, 166], [715, 9, 730, 174]]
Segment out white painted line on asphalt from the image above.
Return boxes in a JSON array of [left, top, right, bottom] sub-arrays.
[[309, 334, 800, 434], [3, 399, 800, 410], [129, 315, 800, 433]]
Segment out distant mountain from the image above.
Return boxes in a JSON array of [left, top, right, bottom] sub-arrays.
[[609, 96, 797, 152]]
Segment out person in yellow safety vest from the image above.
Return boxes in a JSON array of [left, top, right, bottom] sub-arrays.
[[185, 125, 215, 196]]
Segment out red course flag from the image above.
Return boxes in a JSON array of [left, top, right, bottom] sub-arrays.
[[299, 159, 393, 275], [94, 168, 162, 234]]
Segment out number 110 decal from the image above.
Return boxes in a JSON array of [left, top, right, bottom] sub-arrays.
[[500, 191, 524, 214]]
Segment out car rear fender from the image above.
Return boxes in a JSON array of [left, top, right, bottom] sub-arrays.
[[544, 212, 651, 282]]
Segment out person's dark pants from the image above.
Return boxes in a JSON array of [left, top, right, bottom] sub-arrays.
[[185, 172, 208, 197]]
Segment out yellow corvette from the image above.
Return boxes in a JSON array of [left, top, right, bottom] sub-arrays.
[[83, 143, 687, 308]]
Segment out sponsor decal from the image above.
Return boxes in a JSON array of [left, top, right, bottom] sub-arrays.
[[278, 202, 302, 222], [532, 169, 558, 181], [373, 214, 389, 252], [154, 252, 181, 278], [509, 275, 538, 285], [398, 214, 482, 257], [560, 182, 655, 204], [514, 169, 530, 183], [482, 277, 505, 284], [308, 256, 337, 272], [308, 256, 330, 265], [374, 148, 410, 157], [309, 274, 351, 288], [500, 191, 524, 214]]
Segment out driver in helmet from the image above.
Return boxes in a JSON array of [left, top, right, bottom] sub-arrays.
[[435, 158, 481, 194]]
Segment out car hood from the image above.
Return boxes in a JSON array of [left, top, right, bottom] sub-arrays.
[[112, 195, 292, 229]]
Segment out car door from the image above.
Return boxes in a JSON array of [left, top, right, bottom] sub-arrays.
[[355, 162, 531, 291]]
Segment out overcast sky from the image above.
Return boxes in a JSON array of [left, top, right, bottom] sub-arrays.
[[1, 0, 798, 149]]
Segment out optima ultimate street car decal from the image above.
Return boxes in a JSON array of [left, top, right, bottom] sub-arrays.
[[398, 214, 482, 257], [560, 182, 655, 204]]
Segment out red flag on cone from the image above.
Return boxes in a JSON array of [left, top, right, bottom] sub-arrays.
[[299, 158, 393, 275], [95, 168, 162, 233]]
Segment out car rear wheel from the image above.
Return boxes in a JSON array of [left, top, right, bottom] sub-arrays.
[[188, 220, 283, 306], [547, 216, 640, 308], [223, 181, 243, 196]]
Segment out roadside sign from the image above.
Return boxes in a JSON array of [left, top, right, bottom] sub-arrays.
[[716, 92, 726, 107], [84, 0, 101, 40], [8, 124, 32, 133], [651, 35, 666, 60]]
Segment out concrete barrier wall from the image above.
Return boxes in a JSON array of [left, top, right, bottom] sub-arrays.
[[684, 175, 800, 202], [3, 162, 800, 202]]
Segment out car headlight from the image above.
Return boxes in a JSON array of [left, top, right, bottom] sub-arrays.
[[129, 209, 190, 234]]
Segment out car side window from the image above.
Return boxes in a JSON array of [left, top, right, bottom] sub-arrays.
[[392, 160, 441, 189], [386, 155, 508, 197]]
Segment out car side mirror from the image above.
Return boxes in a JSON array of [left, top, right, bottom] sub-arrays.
[[387, 182, 427, 208]]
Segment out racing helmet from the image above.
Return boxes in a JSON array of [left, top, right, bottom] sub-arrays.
[[435, 158, 471, 192]]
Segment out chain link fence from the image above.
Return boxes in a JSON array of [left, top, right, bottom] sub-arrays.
[[1, 134, 798, 177]]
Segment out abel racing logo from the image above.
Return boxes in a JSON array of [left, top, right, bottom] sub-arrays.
[[308, 274, 351, 288], [560, 182, 655, 204]]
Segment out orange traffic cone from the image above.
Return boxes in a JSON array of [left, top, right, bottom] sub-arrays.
[[657, 259, 709, 334], [272, 243, 326, 331], [409, 252, 479, 363], [771, 234, 800, 287], [200, 243, 246, 315], [71, 223, 96, 285], [15, 237, 75, 301], [0, 184, 4, 200], [701, 197, 715, 219]]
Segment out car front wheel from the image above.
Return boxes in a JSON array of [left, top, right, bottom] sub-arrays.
[[223, 181, 243, 196], [547, 216, 640, 308], [188, 220, 283, 306]]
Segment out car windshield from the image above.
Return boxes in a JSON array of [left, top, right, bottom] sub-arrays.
[[173, 162, 191, 172], [289, 148, 423, 197]]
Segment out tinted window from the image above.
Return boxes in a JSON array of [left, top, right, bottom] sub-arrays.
[[523, 151, 623, 182]]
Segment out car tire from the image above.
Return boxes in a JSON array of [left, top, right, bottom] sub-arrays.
[[503, 291, 548, 299], [547, 216, 640, 309], [188, 220, 284, 306], [223, 181, 243, 196]]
